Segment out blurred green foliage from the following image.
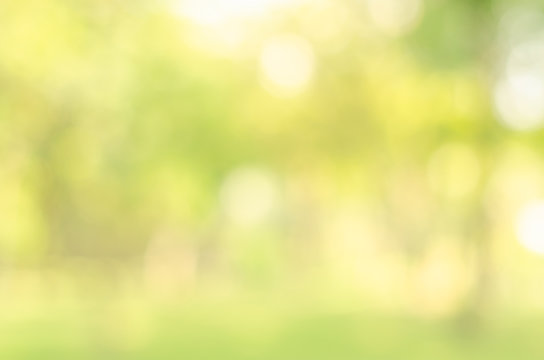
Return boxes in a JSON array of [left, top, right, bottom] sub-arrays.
[[1, 0, 544, 357]]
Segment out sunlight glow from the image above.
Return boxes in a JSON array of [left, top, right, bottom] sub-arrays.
[[260, 34, 316, 97], [173, 0, 293, 26], [517, 201, 544, 255], [366, 0, 423, 36], [495, 9, 544, 131], [495, 66, 544, 131]]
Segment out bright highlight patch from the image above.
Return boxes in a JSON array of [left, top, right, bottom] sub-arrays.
[[495, 69, 544, 131], [366, 0, 423, 36], [494, 28, 544, 131], [517, 201, 544, 254], [260, 34, 316, 97], [173, 0, 292, 26]]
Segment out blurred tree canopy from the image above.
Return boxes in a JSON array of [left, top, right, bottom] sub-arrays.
[[0, 0, 543, 318]]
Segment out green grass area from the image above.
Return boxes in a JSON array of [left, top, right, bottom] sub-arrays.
[[0, 300, 542, 360]]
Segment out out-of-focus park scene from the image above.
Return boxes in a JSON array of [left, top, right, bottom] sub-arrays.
[[3, 0, 544, 358]]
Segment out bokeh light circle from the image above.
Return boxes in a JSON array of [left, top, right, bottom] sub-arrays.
[[516, 201, 544, 255], [260, 34, 316, 97]]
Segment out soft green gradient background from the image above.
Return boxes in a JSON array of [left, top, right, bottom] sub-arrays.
[[1, 0, 544, 358]]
